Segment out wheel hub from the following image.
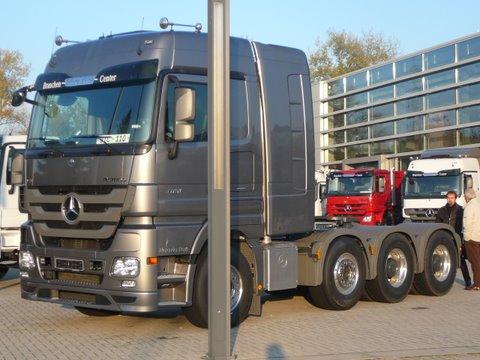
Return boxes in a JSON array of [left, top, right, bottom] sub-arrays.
[[230, 265, 244, 311], [334, 253, 359, 295], [432, 245, 451, 282], [385, 248, 408, 288]]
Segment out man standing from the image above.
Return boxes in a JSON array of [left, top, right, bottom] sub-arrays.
[[436, 190, 471, 288], [463, 188, 480, 291]]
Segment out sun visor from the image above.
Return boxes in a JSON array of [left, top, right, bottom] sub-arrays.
[[35, 59, 158, 92]]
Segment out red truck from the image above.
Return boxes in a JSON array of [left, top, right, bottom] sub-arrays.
[[326, 169, 405, 226]]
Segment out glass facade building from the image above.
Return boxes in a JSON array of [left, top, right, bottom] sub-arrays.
[[312, 33, 480, 171]]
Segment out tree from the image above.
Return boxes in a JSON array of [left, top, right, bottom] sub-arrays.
[[0, 49, 30, 134], [309, 29, 399, 80]]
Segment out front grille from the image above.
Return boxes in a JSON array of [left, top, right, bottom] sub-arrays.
[[44, 221, 109, 230], [38, 185, 118, 196], [43, 237, 113, 250], [57, 272, 102, 286], [405, 208, 438, 220]]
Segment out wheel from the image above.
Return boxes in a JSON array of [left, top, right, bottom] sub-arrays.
[[0, 266, 8, 280], [413, 231, 457, 296], [183, 245, 253, 328], [307, 237, 366, 310], [75, 307, 119, 316], [365, 234, 415, 303]]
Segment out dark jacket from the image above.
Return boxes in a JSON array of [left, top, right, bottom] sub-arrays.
[[436, 202, 463, 236]]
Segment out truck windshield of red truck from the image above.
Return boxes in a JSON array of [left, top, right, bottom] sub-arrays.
[[327, 171, 373, 196], [404, 169, 461, 199]]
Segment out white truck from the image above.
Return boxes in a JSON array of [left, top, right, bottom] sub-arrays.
[[403, 147, 480, 221], [314, 170, 327, 218], [0, 135, 27, 279]]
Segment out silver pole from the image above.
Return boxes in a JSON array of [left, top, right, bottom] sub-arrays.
[[208, 0, 231, 359]]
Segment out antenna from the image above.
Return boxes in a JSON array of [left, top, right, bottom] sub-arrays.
[[51, 27, 58, 55], [55, 35, 81, 47], [141, 17, 144, 30], [159, 17, 202, 33]]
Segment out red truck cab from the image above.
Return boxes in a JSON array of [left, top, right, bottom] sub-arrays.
[[326, 169, 405, 226]]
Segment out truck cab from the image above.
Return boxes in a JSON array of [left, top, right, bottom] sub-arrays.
[[326, 168, 404, 226], [403, 147, 480, 221], [0, 135, 27, 279]]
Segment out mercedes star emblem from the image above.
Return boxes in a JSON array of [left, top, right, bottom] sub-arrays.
[[425, 209, 435, 218], [61, 194, 82, 224], [344, 204, 352, 212]]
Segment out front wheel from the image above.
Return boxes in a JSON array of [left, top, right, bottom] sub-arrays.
[[183, 245, 253, 328], [365, 234, 415, 303], [413, 231, 457, 296], [0, 266, 8, 280], [307, 237, 366, 310]]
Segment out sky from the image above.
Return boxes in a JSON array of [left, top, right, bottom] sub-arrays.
[[1, 0, 480, 84]]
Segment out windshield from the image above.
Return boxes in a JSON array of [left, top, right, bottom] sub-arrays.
[[28, 81, 156, 148], [327, 173, 373, 196], [404, 172, 461, 198]]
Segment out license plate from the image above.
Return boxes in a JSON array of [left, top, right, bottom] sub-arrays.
[[55, 258, 84, 271]]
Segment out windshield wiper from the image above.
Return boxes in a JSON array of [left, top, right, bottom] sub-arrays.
[[28, 137, 65, 157], [65, 135, 123, 155]]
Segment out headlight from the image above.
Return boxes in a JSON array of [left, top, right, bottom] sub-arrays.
[[362, 215, 373, 222], [19, 251, 35, 270], [111, 257, 139, 277]]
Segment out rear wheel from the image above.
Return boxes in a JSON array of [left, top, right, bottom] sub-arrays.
[[75, 307, 120, 317], [183, 245, 253, 328], [0, 266, 8, 280], [413, 231, 457, 296], [365, 234, 414, 303], [307, 237, 366, 310]]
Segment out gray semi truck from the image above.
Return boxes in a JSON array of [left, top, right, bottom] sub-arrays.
[[11, 28, 460, 328]]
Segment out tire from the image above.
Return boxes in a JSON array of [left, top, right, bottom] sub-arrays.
[[307, 237, 366, 310], [413, 231, 458, 296], [365, 234, 415, 303], [183, 245, 253, 328], [0, 266, 8, 280], [75, 307, 120, 317]]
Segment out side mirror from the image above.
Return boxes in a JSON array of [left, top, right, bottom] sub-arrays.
[[10, 152, 24, 186], [11, 90, 26, 107], [465, 175, 474, 190], [174, 87, 196, 142], [378, 177, 386, 193]]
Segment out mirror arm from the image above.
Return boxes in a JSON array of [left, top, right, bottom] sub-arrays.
[[168, 141, 179, 160], [25, 98, 39, 106]]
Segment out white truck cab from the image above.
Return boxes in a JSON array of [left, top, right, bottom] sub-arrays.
[[0, 135, 27, 279], [403, 147, 480, 221]]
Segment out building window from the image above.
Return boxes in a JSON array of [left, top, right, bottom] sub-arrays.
[[346, 127, 368, 142], [346, 109, 368, 125], [459, 83, 480, 103], [346, 144, 369, 158], [369, 85, 393, 103], [459, 126, 480, 145], [346, 72, 367, 91], [328, 147, 345, 161], [371, 121, 394, 138], [459, 104, 480, 124], [346, 92, 368, 108], [397, 134, 423, 153], [370, 64, 393, 84], [396, 116, 423, 134], [458, 62, 480, 82], [328, 130, 345, 145], [371, 103, 394, 120], [426, 110, 456, 129], [398, 156, 413, 170], [427, 89, 455, 109], [425, 69, 455, 89], [426, 129, 456, 149], [328, 98, 344, 112], [328, 79, 344, 96], [372, 140, 394, 155], [328, 114, 345, 128], [425, 45, 454, 69], [396, 78, 423, 97], [396, 96, 423, 115], [458, 37, 480, 61], [395, 55, 422, 78]]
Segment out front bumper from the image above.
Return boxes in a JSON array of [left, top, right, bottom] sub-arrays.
[[20, 222, 193, 313]]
